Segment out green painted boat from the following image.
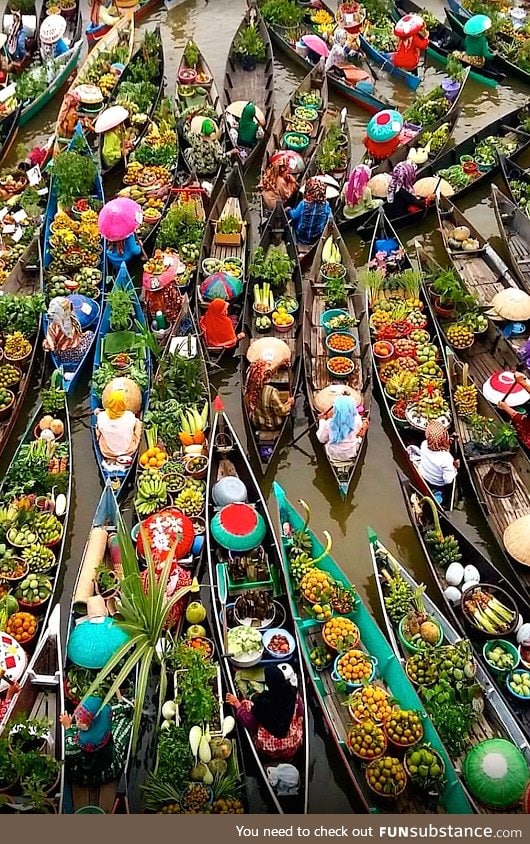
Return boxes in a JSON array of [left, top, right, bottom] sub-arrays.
[[20, 39, 83, 127], [272, 482, 474, 814]]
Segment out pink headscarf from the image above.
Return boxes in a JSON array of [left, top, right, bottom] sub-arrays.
[[344, 164, 371, 207]]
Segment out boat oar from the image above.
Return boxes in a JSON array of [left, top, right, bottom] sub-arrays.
[[288, 402, 336, 447], [216, 562, 228, 653]]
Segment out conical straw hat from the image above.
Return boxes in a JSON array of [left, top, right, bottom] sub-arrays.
[[413, 176, 454, 198], [490, 288, 530, 321], [314, 384, 362, 413], [503, 515, 530, 566], [366, 173, 391, 198]]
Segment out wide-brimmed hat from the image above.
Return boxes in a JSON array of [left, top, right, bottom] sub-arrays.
[[301, 33, 329, 57], [413, 176, 454, 197], [94, 105, 129, 134], [210, 502, 266, 551], [226, 100, 265, 124], [74, 84, 104, 105], [395, 13, 425, 37], [489, 288, 530, 321], [463, 14, 492, 36], [503, 514, 530, 566], [189, 116, 220, 139], [366, 173, 392, 198], [245, 337, 291, 366], [482, 369, 530, 407], [67, 616, 130, 669], [313, 384, 363, 413], [40, 14, 67, 44], [366, 110, 403, 143]]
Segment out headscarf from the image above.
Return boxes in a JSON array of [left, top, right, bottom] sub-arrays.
[[425, 420, 450, 452], [91, 0, 103, 25], [7, 10, 23, 57], [344, 164, 371, 207], [252, 663, 298, 739], [244, 359, 273, 413], [201, 118, 216, 137], [325, 27, 348, 71], [47, 296, 78, 340], [73, 695, 112, 752], [305, 177, 326, 204], [333, 27, 348, 47], [199, 298, 237, 348], [387, 161, 417, 204], [329, 395, 359, 445], [237, 102, 259, 148], [261, 162, 282, 194], [105, 390, 127, 420]]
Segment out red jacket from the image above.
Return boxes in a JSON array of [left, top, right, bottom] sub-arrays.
[[392, 32, 429, 71]]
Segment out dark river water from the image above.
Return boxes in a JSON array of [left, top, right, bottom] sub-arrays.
[[2, 0, 529, 812]]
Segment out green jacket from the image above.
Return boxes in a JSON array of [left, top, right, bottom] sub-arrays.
[[464, 33, 494, 60]]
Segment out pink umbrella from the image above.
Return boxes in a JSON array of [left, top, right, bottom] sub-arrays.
[[98, 198, 143, 241], [302, 34, 329, 58]]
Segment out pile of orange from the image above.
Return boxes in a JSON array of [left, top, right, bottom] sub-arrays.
[[322, 617, 359, 651], [336, 649, 374, 685], [347, 719, 387, 761], [7, 611, 37, 643], [140, 446, 168, 469], [300, 569, 333, 604], [348, 684, 395, 724]]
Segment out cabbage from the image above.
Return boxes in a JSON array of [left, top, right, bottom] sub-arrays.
[[227, 625, 263, 656]]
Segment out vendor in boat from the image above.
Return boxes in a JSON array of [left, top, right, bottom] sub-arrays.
[[95, 105, 135, 170], [94, 389, 143, 461], [43, 296, 95, 364], [324, 27, 359, 73], [39, 14, 69, 62], [418, 420, 459, 498], [244, 357, 294, 431], [5, 10, 27, 64], [386, 160, 425, 216], [226, 102, 264, 161], [316, 395, 366, 463], [287, 177, 331, 245], [498, 373, 530, 449], [199, 298, 245, 350], [57, 90, 81, 140], [107, 233, 144, 269], [226, 663, 304, 762], [455, 14, 495, 66], [259, 161, 298, 211], [183, 117, 232, 177], [89, 0, 120, 29], [392, 14, 429, 75]]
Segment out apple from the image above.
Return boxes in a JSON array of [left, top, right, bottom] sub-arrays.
[[186, 624, 207, 639], [186, 601, 207, 624]]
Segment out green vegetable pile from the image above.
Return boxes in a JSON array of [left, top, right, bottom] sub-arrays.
[[417, 123, 450, 155], [404, 88, 450, 129]]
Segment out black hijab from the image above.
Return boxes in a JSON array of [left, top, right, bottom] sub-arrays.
[[252, 664, 298, 739]]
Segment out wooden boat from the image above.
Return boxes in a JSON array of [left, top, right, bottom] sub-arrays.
[[98, 26, 165, 178], [54, 11, 135, 148], [222, 4, 274, 171], [206, 408, 309, 814], [400, 471, 530, 744], [367, 207, 456, 505], [0, 105, 21, 166], [42, 125, 106, 393], [0, 237, 43, 460], [0, 606, 65, 815], [499, 154, 530, 207], [491, 184, 530, 292], [301, 217, 371, 497], [272, 484, 474, 814], [260, 63, 328, 222], [359, 31, 423, 92], [2, 2, 39, 74], [86, 0, 160, 46], [239, 202, 303, 474], [90, 263, 151, 497], [369, 529, 530, 811], [196, 166, 251, 366]]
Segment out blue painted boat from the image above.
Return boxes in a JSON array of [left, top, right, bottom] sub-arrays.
[[359, 32, 422, 91], [90, 263, 151, 497], [42, 124, 106, 393]]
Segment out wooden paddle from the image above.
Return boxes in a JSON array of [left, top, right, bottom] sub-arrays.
[[216, 561, 228, 653]]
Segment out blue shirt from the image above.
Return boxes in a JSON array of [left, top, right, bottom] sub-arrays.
[[8, 30, 26, 61], [107, 234, 142, 269], [288, 199, 332, 245], [55, 38, 69, 57]]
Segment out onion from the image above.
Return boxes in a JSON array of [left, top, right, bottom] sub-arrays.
[[517, 622, 530, 645], [445, 562, 464, 587]]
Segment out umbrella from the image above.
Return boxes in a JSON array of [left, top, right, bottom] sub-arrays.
[[98, 197, 143, 241], [394, 13, 425, 37], [136, 508, 195, 565], [189, 115, 221, 139], [226, 100, 265, 124], [40, 13, 67, 44], [270, 150, 305, 173], [367, 173, 392, 198], [366, 110, 403, 143], [200, 272, 243, 302], [489, 288, 530, 321], [67, 617, 130, 669], [300, 174, 340, 200], [301, 34, 329, 58], [482, 370, 530, 407], [94, 105, 129, 134], [504, 514, 530, 566], [246, 337, 291, 366], [210, 502, 266, 551], [0, 632, 27, 695], [413, 176, 455, 197], [314, 384, 363, 414], [463, 14, 492, 36]]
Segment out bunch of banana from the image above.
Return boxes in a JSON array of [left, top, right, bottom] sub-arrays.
[[321, 236, 341, 264], [135, 471, 167, 516], [179, 402, 209, 443], [454, 384, 478, 417], [290, 551, 315, 585]]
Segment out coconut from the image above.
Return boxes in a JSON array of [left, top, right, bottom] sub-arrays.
[[102, 377, 142, 414], [190, 763, 208, 781], [209, 737, 232, 760], [420, 620, 440, 644], [463, 564, 480, 583], [366, 173, 391, 198], [50, 419, 64, 436], [517, 623, 530, 645], [444, 585, 462, 606], [39, 415, 53, 430]]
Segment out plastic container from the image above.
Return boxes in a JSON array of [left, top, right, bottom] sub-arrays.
[[483, 639, 519, 678], [282, 132, 310, 152], [398, 616, 443, 654], [321, 309, 349, 336], [326, 356, 355, 379], [332, 651, 378, 689], [262, 627, 296, 659], [506, 668, 530, 700], [325, 331, 357, 358], [373, 340, 395, 362]]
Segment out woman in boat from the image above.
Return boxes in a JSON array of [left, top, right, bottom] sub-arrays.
[[392, 14, 429, 75], [39, 14, 69, 63], [316, 395, 366, 463], [89, 0, 120, 29], [260, 161, 298, 211], [183, 117, 231, 177], [454, 14, 494, 66], [498, 372, 530, 449], [43, 296, 95, 364], [418, 420, 459, 498], [226, 663, 304, 762], [324, 27, 358, 73], [107, 233, 144, 270], [227, 101, 264, 161], [94, 388, 142, 461], [199, 298, 245, 350], [386, 160, 425, 217], [244, 357, 294, 431], [57, 91, 81, 140], [5, 10, 27, 63], [100, 113, 135, 170], [287, 177, 331, 245]]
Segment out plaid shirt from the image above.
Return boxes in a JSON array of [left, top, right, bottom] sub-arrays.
[[248, 385, 291, 430], [289, 199, 331, 245]]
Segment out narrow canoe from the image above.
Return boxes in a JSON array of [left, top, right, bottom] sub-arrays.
[[301, 217, 372, 497], [499, 154, 530, 207], [206, 409, 309, 814], [86, 0, 160, 46], [42, 125, 106, 393], [369, 527, 530, 810], [491, 184, 530, 292], [0, 606, 65, 815], [222, 4, 275, 172], [272, 483, 474, 813], [2, 3, 39, 74], [0, 105, 21, 167], [359, 31, 423, 91], [90, 263, 151, 497], [400, 470, 530, 746], [301, 103, 352, 213], [240, 202, 303, 474]]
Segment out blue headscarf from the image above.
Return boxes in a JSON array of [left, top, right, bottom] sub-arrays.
[[329, 395, 359, 445], [74, 695, 112, 752]]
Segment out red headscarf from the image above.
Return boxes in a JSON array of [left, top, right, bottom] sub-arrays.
[[199, 299, 237, 349], [244, 359, 273, 413]]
